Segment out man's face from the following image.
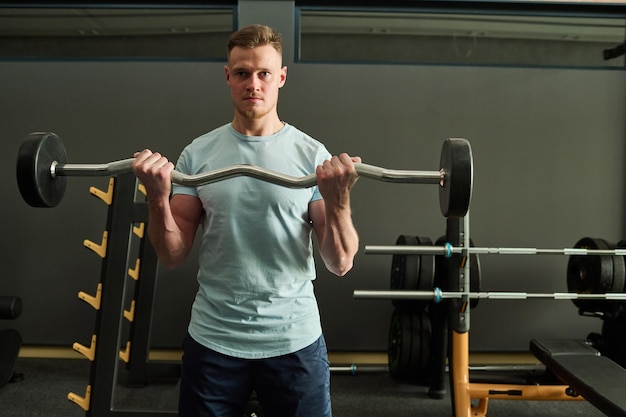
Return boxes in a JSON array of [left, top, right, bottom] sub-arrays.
[[225, 44, 287, 122]]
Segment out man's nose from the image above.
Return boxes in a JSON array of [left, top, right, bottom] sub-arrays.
[[246, 75, 261, 91]]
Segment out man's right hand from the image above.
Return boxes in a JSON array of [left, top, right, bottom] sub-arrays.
[[132, 150, 175, 201]]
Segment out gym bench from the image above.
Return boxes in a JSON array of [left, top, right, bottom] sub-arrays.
[[531, 339, 626, 417]]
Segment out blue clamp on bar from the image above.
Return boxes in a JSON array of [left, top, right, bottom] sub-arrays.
[[444, 242, 453, 258], [434, 287, 442, 303]]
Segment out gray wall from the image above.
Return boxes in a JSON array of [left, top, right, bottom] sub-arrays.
[[2, 1, 625, 352]]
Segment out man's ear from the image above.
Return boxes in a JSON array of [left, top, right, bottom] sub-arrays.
[[279, 66, 287, 88], [224, 65, 231, 85]]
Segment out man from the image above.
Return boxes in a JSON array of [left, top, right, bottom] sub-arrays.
[[132, 24, 360, 417]]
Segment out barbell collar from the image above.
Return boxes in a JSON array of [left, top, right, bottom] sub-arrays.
[[353, 289, 626, 302], [364, 244, 626, 257]]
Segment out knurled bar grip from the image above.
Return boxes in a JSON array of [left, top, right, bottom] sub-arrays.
[[53, 159, 443, 187]]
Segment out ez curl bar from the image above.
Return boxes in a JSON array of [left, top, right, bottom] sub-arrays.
[[16, 132, 473, 217]]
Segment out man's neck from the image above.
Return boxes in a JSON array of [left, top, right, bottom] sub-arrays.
[[231, 114, 285, 137]]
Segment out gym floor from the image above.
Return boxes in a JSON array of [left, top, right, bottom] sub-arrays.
[[0, 348, 606, 417]]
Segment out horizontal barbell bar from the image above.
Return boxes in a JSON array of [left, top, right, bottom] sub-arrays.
[[330, 364, 389, 375], [17, 132, 473, 217], [365, 244, 626, 257], [353, 288, 626, 303], [52, 158, 442, 187]]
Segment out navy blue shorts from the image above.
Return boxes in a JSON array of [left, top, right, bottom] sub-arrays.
[[178, 333, 331, 417]]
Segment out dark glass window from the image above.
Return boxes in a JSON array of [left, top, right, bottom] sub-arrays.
[[0, 6, 235, 60], [298, 8, 626, 68]]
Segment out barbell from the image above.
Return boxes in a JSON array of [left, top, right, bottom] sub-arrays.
[[353, 288, 626, 302], [16, 132, 473, 217], [367, 236, 626, 311], [365, 244, 626, 257]]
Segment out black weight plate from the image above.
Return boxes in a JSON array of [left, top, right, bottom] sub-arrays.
[[416, 309, 432, 386], [417, 236, 435, 292], [388, 309, 430, 383], [16, 132, 67, 207], [0, 296, 22, 320], [600, 239, 625, 318], [403, 236, 421, 292], [388, 308, 413, 379], [390, 235, 419, 291], [409, 311, 425, 382], [567, 237, 614, 313], [611, 241, 625, 311], [613, 240, 626, 292], [601, 317, 626, 368], [439, 138, 473, 218], [399, 236, 433, 312], [391, 235, 423, 311]]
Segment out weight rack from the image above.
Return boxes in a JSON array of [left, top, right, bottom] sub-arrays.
[[359, 212, 609, 416], [429, 216, 470, 399], [68, 172, 177, 417]]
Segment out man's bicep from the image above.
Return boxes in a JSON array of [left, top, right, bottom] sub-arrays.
[[171, 194, 203, 245]]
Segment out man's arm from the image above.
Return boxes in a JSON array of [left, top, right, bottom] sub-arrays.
[[310, 153, 360, 276], [132, 150, 203, 269], [147, 194, 202, 269]]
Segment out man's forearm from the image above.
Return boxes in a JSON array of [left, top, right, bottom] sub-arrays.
[[319, 202, 359, 276]]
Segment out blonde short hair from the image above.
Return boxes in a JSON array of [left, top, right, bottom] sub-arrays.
[[227, 24, 283, 59]]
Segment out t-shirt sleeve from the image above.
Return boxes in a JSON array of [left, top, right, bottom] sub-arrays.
[[311, 146, 332, 202], [171, 146, 198, 197]]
